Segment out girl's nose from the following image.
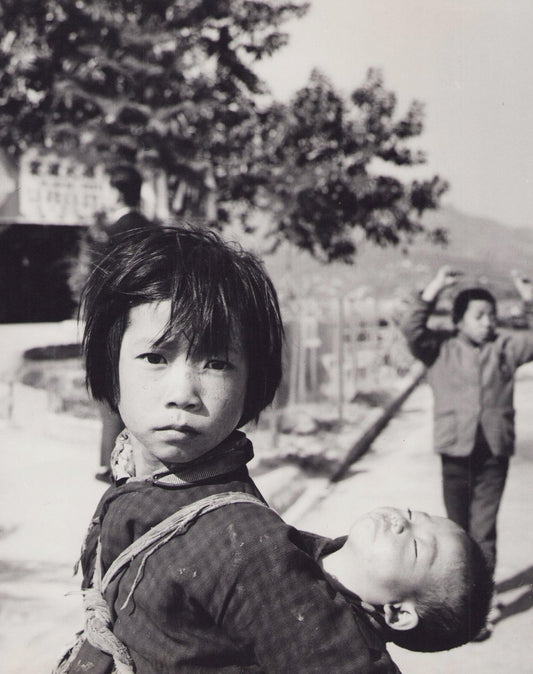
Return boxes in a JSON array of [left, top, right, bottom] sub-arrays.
[[165, 362, 202, 410]]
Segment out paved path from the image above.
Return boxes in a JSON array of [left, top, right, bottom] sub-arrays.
[[287, 364, 533, 674]]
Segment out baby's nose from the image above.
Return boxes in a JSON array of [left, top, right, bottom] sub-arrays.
[[390, 514, 407, 534]]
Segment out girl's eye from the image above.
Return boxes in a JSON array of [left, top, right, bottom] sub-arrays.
[[140, 352, 166, 365], [206, 359, 231, 371], [407, 508, 412, 520]]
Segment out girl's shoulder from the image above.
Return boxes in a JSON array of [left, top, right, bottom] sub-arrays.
[[100, 479, 263, 541]]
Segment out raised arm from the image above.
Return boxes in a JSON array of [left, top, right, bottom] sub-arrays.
[[507, 270, 533, 365], [420, 265, 461, 303], [400, 265, 459, 366], [511, 269, 533, 305]]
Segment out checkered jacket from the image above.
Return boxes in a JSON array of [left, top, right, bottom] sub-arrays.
[[79, 439, 399, 673]]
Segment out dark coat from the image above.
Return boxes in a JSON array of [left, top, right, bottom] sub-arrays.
[[77, 436, 399, 674], [104, 210, 157, 241]]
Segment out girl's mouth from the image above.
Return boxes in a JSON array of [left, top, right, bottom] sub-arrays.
[[156, 425, 200, 439]]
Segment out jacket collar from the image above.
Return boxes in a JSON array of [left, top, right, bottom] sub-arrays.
[[110, 430, 254, 487]]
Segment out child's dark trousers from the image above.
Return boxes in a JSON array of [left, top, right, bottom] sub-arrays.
[[441, 425, 509, 577]]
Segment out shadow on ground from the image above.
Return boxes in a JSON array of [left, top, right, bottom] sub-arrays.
[[0, 559, 74, 584], [495, 565, 533, 624]]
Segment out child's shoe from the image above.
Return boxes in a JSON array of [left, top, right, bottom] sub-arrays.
[[472, 623, 493, 642], [486, 600, 502, 624], [472, 596, 502, 642]]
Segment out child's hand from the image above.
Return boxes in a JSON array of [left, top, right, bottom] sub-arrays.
[[421, 265, 462, 302], [511, 270, 533, 302]]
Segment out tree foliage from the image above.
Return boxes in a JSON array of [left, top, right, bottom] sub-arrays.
[[257, 69, 449, 261], [0, 0, 447, 262], [0, 0, 308, 212]]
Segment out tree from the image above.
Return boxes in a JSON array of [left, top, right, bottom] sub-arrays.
[[0, 1, 447, 262], [254, 69, 449, 262], [0, 0, 309, 218]]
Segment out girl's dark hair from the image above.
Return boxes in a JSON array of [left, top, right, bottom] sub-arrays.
[[387, 532, 493, 652], [452, 287, 496, 324], [81, 225, 284, 426]]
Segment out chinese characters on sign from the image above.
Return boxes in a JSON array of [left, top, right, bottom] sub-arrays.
[[18, 150, 114, 225]]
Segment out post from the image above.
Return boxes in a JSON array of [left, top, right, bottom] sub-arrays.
[[337, 295, 345, 424]]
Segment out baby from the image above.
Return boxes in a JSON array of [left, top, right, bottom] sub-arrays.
[[318, 504, 491, 653]]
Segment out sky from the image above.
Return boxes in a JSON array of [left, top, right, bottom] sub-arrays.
[[255, 0, 533, 229]]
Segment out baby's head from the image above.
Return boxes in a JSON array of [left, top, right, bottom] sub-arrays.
[[324, 507, 492, 652], [452, 287, 496, 345], [81, 226, 283, 467]]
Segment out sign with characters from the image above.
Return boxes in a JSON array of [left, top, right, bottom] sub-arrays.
[[17, 150, 112, 224], [0, 148, 168, 226]]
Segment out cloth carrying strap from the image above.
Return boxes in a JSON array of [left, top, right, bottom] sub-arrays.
[[102, 491, 268, 596], [54, 491, 268, 674]]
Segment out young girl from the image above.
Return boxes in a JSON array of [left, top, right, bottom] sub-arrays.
[[60, 226, 400, 673]]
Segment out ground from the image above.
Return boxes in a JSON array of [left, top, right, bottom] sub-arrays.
[[1, 323, 532, 672]]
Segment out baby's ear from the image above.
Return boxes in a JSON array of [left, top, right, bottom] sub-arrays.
[[383, 602, 419, 632]]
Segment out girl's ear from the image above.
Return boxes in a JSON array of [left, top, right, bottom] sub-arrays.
[[383, 602, 419, 631]]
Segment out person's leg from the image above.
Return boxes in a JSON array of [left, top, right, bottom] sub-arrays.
[[441, 454, 472, 531], [468, 438, 509, 578], [467, 429, 509, 639]]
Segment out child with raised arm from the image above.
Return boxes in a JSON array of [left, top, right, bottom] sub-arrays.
[[401, 264, 533, 638]]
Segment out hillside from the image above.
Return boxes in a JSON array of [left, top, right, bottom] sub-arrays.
[[256, 205, 533, 306]]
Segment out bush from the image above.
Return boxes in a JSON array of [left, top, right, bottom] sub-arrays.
[[23, 343, 82, 361]]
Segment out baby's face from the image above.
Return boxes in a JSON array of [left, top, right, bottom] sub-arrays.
[[346, 507, 465, 606], [117, 300, 248, 475]]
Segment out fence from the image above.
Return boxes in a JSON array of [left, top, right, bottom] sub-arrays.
[[0, 291, 414, 430], [275, 291, 414, 422]]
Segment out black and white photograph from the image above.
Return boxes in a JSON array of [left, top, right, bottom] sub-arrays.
[[1, 2, 532, 672]]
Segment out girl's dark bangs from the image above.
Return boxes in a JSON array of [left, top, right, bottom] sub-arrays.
[[156, 275, 238, 356]]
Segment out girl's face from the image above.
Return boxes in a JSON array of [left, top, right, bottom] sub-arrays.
[[117, 301, 248, 476]]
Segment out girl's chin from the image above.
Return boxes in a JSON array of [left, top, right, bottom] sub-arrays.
[[149, 445, 211, 467]]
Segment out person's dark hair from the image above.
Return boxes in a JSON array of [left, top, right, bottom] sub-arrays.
[[452, 287, 496, 325], [108, 163, 143, 207], [81, 225, 284, 427], [387, 532, 493, 652]]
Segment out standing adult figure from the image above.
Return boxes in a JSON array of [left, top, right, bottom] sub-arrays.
[[85, 163, 157, 482], [103, 163, 157, 239]]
